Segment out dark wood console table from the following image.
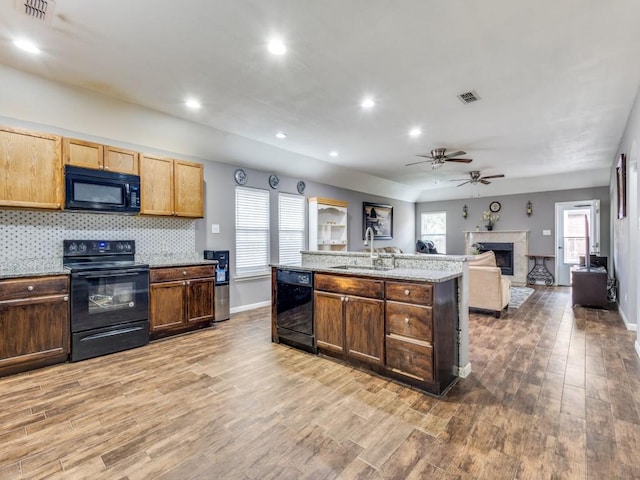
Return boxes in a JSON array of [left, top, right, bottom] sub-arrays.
[[571, 266, 608, 308], [526, 254, 555, 286]]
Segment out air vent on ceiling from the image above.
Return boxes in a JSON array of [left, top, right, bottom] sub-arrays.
[[14, 0, 55, 22], [457, 90, 481, 104]]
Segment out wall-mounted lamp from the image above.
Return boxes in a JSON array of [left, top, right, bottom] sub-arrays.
[[462, 204, 468, 218], [526, 200, 533, 217]]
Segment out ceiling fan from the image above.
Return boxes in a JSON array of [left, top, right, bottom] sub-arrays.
[[405, 148, 473, 168], [452, 170, 505, 187]]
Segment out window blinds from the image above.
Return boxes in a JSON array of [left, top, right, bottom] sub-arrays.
[[235, 186, 270, 276], [279, 192, 305, 265]]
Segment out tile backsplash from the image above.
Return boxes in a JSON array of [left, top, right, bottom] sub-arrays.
[[0, 210, 196, 261]]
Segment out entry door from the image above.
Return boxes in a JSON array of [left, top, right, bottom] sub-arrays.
[[555, 200, 600, 286]]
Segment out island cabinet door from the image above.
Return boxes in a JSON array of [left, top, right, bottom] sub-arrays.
[[314, 291, 344, 353], [345, 296, 384, 365]]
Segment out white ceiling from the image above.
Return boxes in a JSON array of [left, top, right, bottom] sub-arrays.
[[2, 0, 640, 202]]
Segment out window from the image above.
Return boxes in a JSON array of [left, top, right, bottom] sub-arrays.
[[421, 211, 446, 254], [235, 186, 270, 277], [278, 192, 306, 265]]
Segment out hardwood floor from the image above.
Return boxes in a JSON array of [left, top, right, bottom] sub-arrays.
[[0, 287, 638, 479]]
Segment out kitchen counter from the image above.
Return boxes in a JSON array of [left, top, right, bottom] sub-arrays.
[[273, 263, 461, 283], [138, 253, 217, 268], [0, 258, 67, 279]]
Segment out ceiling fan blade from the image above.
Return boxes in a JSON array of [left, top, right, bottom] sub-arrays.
[[480, 179, 491, 184], [405, 159, 432, 166], [480, 174, 505, 180], [445, 158, 473, 163], [456, 180, 471, 187], [415, 154, 435, 158], [449, 178, 469, 182], [444, 150, 466, 158]]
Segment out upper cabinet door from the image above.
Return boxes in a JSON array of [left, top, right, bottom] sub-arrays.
[[63, 138, 103, 170], [0, 127, 63, 209], [174, 160, 204, 218], [139, 153, 174, 216], [104, 146, 139, 175]]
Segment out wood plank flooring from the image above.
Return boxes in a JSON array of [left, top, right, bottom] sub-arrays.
[[0, 287, 639, 479]]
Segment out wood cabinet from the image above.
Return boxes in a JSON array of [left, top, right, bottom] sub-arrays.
[[140, 154, 204, 217], [314, 273, 384, 365], [149, 265, 214, 338], [385, 279, 457, 394], [308, 197, 348, 251], [304, 272, 459, 395], [0, 275, 70, 377], [63, 138, 139, 174], [385, 281, 435, 383], [0, 126, 63, 210]]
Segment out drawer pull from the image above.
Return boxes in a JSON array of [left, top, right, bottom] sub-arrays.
[[404, 317, 410, 324], [27, 285, 34, 291], [404, 289, 410, 296], [186, 280, 190, 285], [183, 271, 187, 276], [63, 296, 69, 302]]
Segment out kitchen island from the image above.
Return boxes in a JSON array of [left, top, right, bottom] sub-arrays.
[[272, 251, 471, 396]]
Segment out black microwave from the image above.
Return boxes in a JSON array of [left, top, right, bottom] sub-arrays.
[[64, 166, 141, 214]]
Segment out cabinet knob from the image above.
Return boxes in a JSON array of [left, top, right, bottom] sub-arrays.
[[63, 296, 69, 302], [186, 280, 190, 285], [404, 289, 410, 296], [404, 317, 410, 324], [183, 271, 187, 276], [27, 285, 34, 291], [104, 166, 109, 170], [183, 281, 187, 286]]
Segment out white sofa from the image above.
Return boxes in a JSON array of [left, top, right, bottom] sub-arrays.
[[468, 251, 511, 318]]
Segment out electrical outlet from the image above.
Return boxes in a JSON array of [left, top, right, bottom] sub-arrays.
[[211, 224, 220, 234], [543, 229, 551, 236]]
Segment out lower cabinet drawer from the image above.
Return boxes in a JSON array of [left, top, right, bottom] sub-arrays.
[[386, 301, 432, 341], [386, 335, 433, 383]]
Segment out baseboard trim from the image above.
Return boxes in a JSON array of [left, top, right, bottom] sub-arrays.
[[618, 305, 638, 331], [636, 340, 640, 360], [457, 362, 472, 378], [230, 301, 271, 314]]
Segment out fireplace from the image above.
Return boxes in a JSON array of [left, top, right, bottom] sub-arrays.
[[477, 242, 514, 275]]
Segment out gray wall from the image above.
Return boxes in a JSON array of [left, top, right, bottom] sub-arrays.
[[416, 187, 611, 272], [611, 84, 640, 337]]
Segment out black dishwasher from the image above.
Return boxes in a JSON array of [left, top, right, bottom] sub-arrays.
[[275, 269, 316, 353]]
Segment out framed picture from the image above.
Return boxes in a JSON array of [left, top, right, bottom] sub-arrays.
[[616, 153, 626, 219], [363, 202, 393, 239]]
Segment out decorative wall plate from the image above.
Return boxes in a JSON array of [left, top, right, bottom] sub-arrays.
[[269, 174, 280, 189], [489, 201, 501, 213], [297, 180, 306, 194], [234, 168, 247, 185]]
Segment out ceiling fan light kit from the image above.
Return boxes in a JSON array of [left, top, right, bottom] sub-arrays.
[[405, 147, 473, 168]]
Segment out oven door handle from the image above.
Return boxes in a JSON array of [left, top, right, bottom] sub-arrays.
[[75, 270, 147, 279]]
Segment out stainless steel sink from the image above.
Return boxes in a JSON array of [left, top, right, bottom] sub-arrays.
[[329, 264, 394, 272]]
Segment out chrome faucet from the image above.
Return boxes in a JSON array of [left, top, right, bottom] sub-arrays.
[[364, 227, 379, 265]]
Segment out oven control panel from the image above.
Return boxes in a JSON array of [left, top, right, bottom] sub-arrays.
[[63, 240, 135, 256]]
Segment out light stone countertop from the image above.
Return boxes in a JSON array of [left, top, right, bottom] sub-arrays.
[[272, 263, 462, 283], [0, 258, 67, 280]]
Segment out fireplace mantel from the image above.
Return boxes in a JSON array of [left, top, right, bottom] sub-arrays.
[[465, 230, 530, 286]]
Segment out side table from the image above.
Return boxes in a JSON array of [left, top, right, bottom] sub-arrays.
[[526, 254, 555, 286]]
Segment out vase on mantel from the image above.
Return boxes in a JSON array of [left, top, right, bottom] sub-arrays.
[[486, 224, 493, 231]]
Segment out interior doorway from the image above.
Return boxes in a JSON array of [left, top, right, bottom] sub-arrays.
[[555, 200, 601, 286]]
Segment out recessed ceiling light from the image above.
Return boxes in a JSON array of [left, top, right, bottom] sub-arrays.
[[185, 99, 201, 110], [268, 40, 287, 55], [329, 151, 338, 157], [409, 128, 422, 137], [13, 39, 40, 54], [275, 132, 287, 139], [361, 98, 375, 109]]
